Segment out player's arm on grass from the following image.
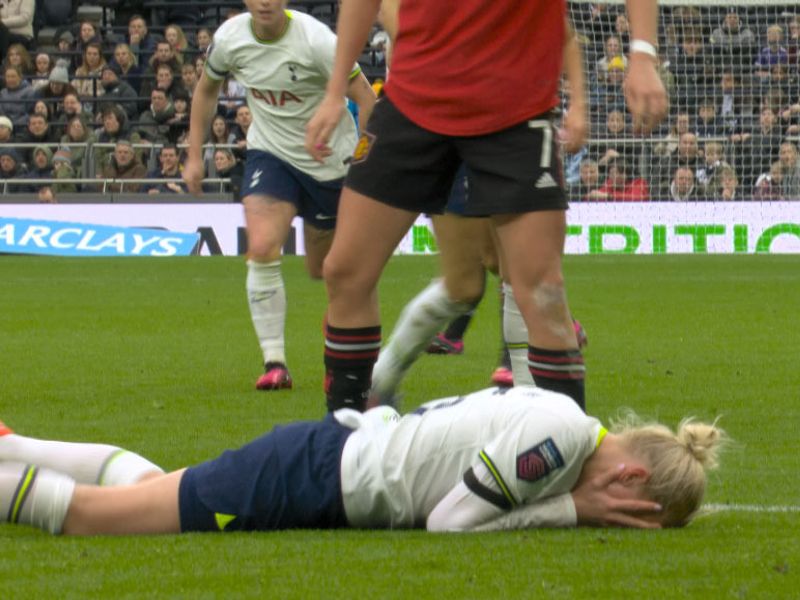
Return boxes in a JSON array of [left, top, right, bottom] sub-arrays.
[[623, 0, 668, 133], [561, 20, 587, 154], [305, 0, 381, 161], [347, 70, 377, 133], [184, 71, 224, 195]]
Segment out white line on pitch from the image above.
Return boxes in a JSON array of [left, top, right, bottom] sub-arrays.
[[703, 503, 800, 513]]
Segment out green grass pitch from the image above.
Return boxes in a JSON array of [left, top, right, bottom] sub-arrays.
[[0, 254, 798, 598]]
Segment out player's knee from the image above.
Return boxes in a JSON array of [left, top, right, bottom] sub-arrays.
[[444, 274, 485, 305], [247, 239, 282, 262]]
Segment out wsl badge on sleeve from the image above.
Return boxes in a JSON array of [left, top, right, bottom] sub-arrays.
[[516, 438, 564, 482]]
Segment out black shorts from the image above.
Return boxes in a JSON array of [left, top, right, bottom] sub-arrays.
[[345, 97, 567, 216]]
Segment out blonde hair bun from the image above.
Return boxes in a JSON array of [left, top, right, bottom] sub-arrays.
[[677, 419, 725, 470]]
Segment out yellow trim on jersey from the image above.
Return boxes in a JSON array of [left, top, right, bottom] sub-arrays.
[[596, 426, 608, 449], [479, 450, 518, 508], [215, 513, 237, 531], [250, 10, 292, 45]]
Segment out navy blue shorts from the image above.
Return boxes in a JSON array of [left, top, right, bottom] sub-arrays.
[[242, 149, 343, 230], [178, 415, 353, 532]]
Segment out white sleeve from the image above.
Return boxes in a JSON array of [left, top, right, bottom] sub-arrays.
[[311, 23, 362, 81], [426, 463, 504, 532], [470, 494, 577, 532], [205, 30, 232, 81]]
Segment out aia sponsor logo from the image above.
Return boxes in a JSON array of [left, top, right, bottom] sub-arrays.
[[251, 88, 303, 106]]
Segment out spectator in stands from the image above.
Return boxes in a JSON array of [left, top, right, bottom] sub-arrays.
[[110, 44, 144, 95], [592, 108, 638, 168], [54, 91, 89, 130], [100, 64, 139, 121], [704, 165, 739, 201], [0, 65, 34, 128], [718, 70, 750, 135], [2, 43, 33, 76], [37, 63, 78, 118], [709, 12, 755, 51], [778, 142, 800, 199], [73, 21, 103, 71], [586, 158, 649, 202], [31, 98, 52, 121], [137, 88, 175, 144], [51, 148, 77, 194], [195, 28, 212, 56], [729, 106, 785, 189], [31, 52, 54, 89], [754, 25, 789, 81], [167, 89, 190, 143], [231, 104, 251, 157], [0, 148, 26, 184], [37, 186, 56, 202], [52, 30, 75, 65], [141, 41, 183, 100], [127, 15, 159, 69], [194, 55, 206, 79], [72, 43, 107, 107], [99, 139, 148, 193], [590, 55, 626, 113], [571, 157, 600, 201], [60, 115, 94, 176], [594, 35, 626, 85], [753, 161, 783, 200], [653, 111, 691, 157], [25, 145, 54, 190], [18, 112, 57, 162], [164, 24, 192, 65], [203, 113, 236, 167], [219, 74, 246, 118], [212, 147, 243, 201], [0, 0, 35, 57], [180, 63, 198, 98], [0, 115, 12, 142], [655, 131, 702, 199], [669, 166, 701, 201], [154, 63, 187, 101], [696, 141, 731, 195], [94, 104, 143, 174], [788, 16, 800, 65], [695, 98, 725, 137], [143, 143, 186, 194], [671, 30, 711, 110]]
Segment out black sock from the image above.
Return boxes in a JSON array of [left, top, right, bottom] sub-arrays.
[[528, 346, 585, 411], [324, 323, 381, 412], [443, 311, 474, 341]]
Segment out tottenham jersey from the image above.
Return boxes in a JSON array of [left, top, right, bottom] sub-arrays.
[[205, 11, 361, 181], [339, 386, 604, 528]]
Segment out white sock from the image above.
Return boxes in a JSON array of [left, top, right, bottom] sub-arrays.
[[0, 462, 75, 534], [0, 434, 163, 485], [247, 259, 287, 366], [372, 279, 473, 398], [503, 282, 534, 386]]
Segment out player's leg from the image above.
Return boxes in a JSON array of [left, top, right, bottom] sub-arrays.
[[0, 420, 163, 485], [303, 223, 334, 280], [242, 150, 304, 391], [323, 96, 458, 411]]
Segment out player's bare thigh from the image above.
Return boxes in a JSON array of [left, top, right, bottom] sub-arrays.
[[243, 194, 299, 261], [63, 469, 186, 536], [432, 213, 491, 303], [323, 187, 418, 326]]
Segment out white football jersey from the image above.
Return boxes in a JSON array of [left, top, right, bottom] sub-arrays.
[[339, 386, 605, 528], [205, 11, 361, 181]]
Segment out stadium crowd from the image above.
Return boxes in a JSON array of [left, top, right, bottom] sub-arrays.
[[0, 2, 799, 201]]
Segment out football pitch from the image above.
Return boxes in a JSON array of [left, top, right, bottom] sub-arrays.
[[1, 254, 798, 598]]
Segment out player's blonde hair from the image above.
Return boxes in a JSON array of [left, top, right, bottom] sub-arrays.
[[612, 414, 726, 527]]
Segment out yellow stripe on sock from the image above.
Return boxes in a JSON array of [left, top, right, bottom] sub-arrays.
[[9, 466, 38, 524]]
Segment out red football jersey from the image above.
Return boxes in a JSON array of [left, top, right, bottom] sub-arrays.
[[384, 0, 566, 136]]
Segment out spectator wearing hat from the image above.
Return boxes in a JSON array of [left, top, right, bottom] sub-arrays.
[[0, 148, 27, 191], [0, 65, 34, 127], [27, 145, 54, 190], [38, 61, 79, 113], [99, 64, 139, 120], [31, 52, 55, 90], [0, 0, 35, 57], [53, 31, 75, 67], [72, 42, 107, 106], [59, 115, 95, 176], [51, 147, 78, 193], [590, 55, 626, 113], [594, 35, 626, 85], [0, 115, 13, 142], [99, 139, 147, 193]]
